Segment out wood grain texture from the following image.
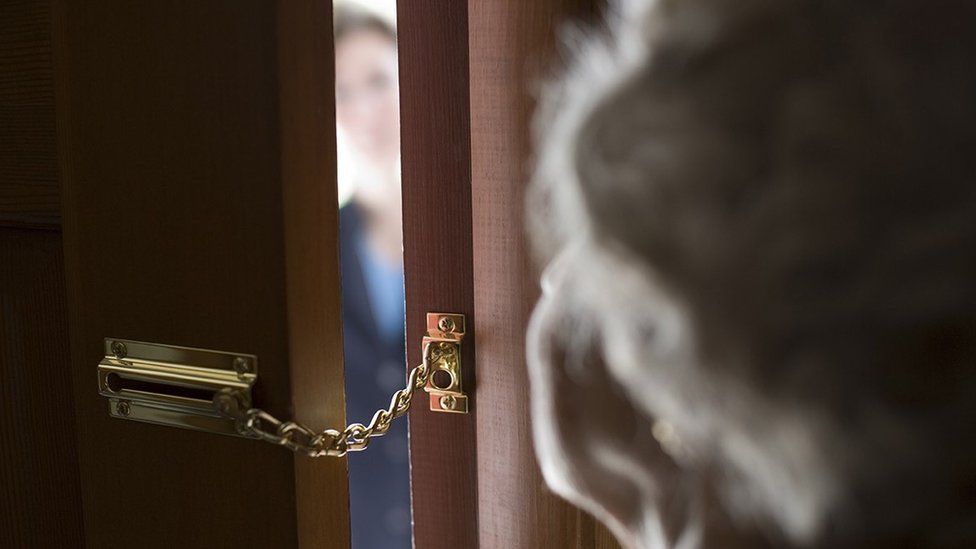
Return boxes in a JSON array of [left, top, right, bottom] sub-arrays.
[[0, 1, 83, 544], [0, 228, 84, 547], [468, 1, 622, 547], [277, 1, 351, 547], [0, 0, 61, 228], [54, 1, 346, 546], [397, 3, 480, 548]]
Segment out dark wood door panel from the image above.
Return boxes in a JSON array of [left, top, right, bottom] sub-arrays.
[[0, 2, 83, 544], [0, 0, 61, 229], [0, 228, 84, 548], [53, 1, 348, 547], [55, 2, 297, 545]]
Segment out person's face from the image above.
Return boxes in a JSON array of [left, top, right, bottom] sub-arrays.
[[335, 29, 400, 165], [527, 243, 668, 548], [527, 243, 758, 548]]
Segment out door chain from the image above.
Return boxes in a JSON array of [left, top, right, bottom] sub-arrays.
[[214, 352, 432, 457], [98, 313, 468, 456]]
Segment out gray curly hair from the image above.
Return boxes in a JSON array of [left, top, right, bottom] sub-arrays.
[[529, 0, 976, 545]]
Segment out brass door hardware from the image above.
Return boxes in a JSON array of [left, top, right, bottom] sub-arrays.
[[97, 339, 256, 437], [422, 313, 467, 413], [97, 313, 468, 453]]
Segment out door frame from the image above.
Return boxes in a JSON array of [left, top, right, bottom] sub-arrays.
[[398, 1, 617, 548], [397, 3, 480, 548]]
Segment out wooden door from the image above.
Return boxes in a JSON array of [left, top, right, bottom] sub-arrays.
[[398, 1, 621, 548], [54, 1, 349, 547], [468, 2, 620, 546]]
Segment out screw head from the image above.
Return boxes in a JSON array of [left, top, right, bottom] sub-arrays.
[[215, 397, 231, 415], [233, 357, 251, 376], [213, 389, 244, 417], [437, 316, 456, 333], [439, 395, 457, 411], [110, 341, 127, 359], [116, 400, 131, 417]]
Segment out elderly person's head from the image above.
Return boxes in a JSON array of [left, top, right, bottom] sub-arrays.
[[528, 0, 976, 547]]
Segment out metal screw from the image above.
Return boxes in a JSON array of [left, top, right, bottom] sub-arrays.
[[110, 341, 127, 359], [213, 389, 243, 417], [233, 357, 252, 376], [116, 400, 131, 417], [215, 397, 232, 416], [439, 395, 457, 411], [437, 316, 456, 333]]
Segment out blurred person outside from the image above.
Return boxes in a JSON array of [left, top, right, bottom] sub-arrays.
[[334, 3, 410, 548]]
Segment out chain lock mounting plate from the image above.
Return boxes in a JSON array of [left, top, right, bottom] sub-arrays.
[[422, 313, 468, 413], [97, 338, 256, 437]]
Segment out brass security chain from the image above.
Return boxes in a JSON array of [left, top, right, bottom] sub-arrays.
[[98, 314, 466, 455], [213, 340, 458, 457]]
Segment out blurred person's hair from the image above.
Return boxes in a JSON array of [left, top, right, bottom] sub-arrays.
[[530, 0, 976, 545], [333, 2, 396, 44]]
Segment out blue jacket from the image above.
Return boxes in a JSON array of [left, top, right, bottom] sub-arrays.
[[340, 203, 412, 549]]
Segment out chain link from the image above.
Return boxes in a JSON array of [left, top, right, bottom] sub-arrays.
[[216, 359, 430, 458]]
